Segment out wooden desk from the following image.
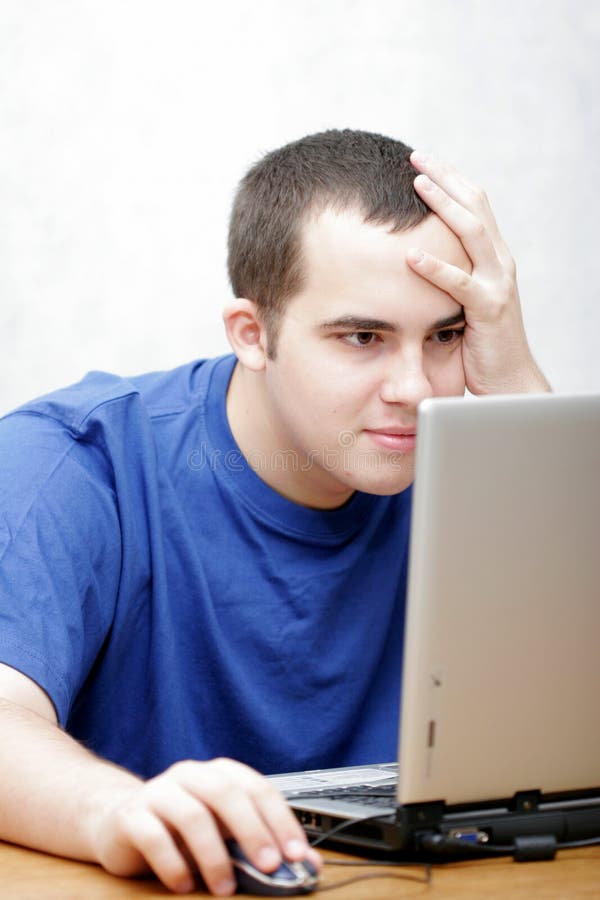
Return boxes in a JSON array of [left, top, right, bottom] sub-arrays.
[[1, 841, 599, 898]]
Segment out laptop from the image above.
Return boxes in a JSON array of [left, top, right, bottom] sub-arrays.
[[269, 392, 600, 860]]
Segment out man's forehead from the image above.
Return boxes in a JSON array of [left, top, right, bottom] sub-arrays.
[[282, 205, 466, 331], [299, 205, 471, 275]]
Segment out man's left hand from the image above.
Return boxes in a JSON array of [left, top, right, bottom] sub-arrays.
[[407, 150, 550, 395]]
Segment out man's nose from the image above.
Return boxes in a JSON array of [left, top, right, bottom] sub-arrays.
[[379, 351, 434, 406]]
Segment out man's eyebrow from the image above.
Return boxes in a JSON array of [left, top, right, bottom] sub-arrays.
[[432, 312, 466, 330], [318, 311, 466, 332], [319, 315, 398, 332]]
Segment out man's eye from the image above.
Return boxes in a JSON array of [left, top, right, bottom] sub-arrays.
[[344, 332, 379, 348], [433, 328, 465, 345]]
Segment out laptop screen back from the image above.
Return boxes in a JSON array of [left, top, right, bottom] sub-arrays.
[[398, 393, 600, 806]]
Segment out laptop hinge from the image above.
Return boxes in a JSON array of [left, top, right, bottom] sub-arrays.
[[396, 800, 446, 830], [508, 789, 542, 813]]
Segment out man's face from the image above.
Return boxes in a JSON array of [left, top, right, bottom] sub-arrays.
[[260, 206, 471, 508]]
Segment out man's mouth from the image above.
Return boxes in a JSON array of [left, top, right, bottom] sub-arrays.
[[364, 427, 417, 452]]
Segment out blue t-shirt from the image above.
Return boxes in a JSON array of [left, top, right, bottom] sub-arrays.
[[0, 354, 412, 778]]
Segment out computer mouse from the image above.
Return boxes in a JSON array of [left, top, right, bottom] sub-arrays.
[[226, 840, 319, 896]]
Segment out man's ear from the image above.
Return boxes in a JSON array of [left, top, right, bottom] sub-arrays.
[[222, 299, 268, 371]]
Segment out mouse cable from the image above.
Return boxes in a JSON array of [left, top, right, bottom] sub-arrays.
[[309, 811, 391, 848], [314, 868, 431, 892], [309, 812, 431, 888]]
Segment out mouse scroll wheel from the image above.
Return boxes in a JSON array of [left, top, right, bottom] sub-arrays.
[[289, 860, 318, 882], [268, 859, 314, 884]]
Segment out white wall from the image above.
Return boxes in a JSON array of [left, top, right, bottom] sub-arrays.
[[1, 0, 599, 413]]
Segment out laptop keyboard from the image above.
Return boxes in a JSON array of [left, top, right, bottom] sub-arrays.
[[288, 782, 397, 807]]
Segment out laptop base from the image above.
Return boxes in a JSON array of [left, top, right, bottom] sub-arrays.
[[294, 788, 600, 861]]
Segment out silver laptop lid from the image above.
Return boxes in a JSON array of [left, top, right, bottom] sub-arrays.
[[398, 393, 600, 807]]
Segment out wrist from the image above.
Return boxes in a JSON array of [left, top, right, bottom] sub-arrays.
[[465, 345, 551, 396], [78, 766, 143, 863], [509, 361, 552, 395]]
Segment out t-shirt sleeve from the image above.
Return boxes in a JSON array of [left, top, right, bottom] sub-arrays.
[[0, 411, 122, 724]]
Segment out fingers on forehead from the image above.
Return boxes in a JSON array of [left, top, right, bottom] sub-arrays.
[[414, 179, 499, 266], [413, 174, 475, 232], [411, 151, 483, 208]]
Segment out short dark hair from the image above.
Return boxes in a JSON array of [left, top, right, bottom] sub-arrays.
[[227, 129, 430, 355]]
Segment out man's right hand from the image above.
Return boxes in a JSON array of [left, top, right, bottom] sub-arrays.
[[90, 757, 322, 896], [0, 665, 320, 897]]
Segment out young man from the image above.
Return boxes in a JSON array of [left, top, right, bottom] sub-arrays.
[[0, 130, 549, 895]]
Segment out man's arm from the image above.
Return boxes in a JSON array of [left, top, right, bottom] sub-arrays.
[[407, 150, 551, 395], [0, 664, 320, 896]]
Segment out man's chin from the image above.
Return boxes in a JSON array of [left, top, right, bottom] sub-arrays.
[[361, 480, 414, 497], [344, 463, 415, 497]]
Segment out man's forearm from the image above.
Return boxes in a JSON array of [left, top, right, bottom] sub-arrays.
[[0, 698, 142, 861]]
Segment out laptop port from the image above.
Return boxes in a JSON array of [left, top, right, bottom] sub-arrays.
[[296, 811, 322, 828], [447, 827, 489, 844]]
